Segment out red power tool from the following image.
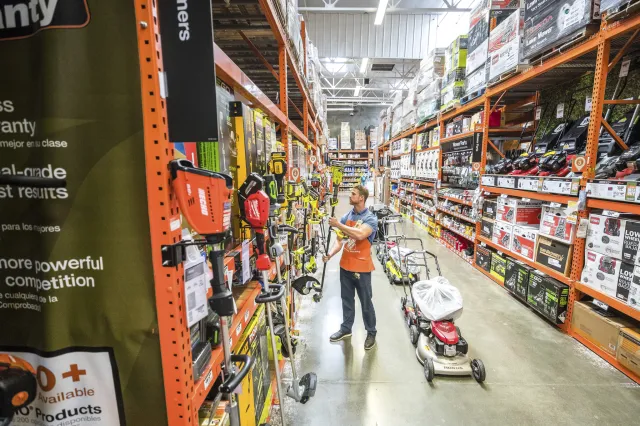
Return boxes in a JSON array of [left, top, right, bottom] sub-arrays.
[[237, 173, 272, 272]]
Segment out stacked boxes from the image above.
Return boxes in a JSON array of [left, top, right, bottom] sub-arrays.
[[491, 251, 507, 283], [415, 49, 445, 123], [476, 244, 495, 272], [466, 1, 521, 96], [523, 0, 601, 61], [340, 122, 351, 149], [527, 270, 569, 324], [354, 130, 367, 150], [488, 8, 525, 83], [441, 36, 468, 110], [582, 214, 640, 309], [535, 235, 573, 276], [505, 258, 532, 301]]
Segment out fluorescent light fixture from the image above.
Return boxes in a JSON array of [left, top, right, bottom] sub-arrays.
[[374, 0, 389, 25], [328, 108, 355, 111], [360, 58, 369, 74], [354, 86, 361, 97]]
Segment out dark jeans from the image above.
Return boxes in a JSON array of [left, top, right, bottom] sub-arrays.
[[340, 268, 377, 335]]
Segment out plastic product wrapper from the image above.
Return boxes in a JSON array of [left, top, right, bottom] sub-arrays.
[[388, 246, 421, 275], [412, 276, 464, 321]]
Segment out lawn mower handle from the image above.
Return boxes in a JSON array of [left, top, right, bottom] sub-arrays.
[[219, 354, 255, 393]]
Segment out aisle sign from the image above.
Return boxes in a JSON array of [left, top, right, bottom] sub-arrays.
[[158, 0, 219, 142]]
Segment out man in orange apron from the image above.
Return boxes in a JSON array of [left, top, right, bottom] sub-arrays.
[[323, 185, 378, 350]]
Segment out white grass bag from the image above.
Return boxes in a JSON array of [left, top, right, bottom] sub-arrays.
[[411, 276, 463, 321]]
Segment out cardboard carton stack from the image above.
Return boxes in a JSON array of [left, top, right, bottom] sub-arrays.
[[488, 7, 525, 83], [354, 130, 367, 150], [441, 36, 468, 111], [582, 214, 640, 309], [340, 122, 351, 150]]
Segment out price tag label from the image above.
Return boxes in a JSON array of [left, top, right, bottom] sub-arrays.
[[500, 194, 508, 199], [585, 97, 592, 112], [522, 198, 531, 202], [480, 242, 486, 247], [535, 106, 542, 121], [550, 202, 562, 208], [620, 58, 631, 77], [602, 210, 620, 218], [497, 251, 503, 256], [556, 103, 565, 118], [577, 217, 589, 238], [592, 299, 609, 311]]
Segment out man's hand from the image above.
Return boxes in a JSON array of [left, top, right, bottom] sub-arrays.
[[322, 255, 330, 263], [329, 216, 340, 228]]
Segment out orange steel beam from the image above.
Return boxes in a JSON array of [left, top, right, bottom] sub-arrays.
[[602, 118, 629, 150], [238, 31, 279, 82], [489, 91, 506, 116], [303, 102, 309, 136], [481, 97, 491, 172], [289, 97, 304, 118], [608, 28, 639, 72], [279, 45, 288, 120], [583, 40, 611, 180], [214, 43, 286, 125], [488, 140, 505, 158], [604, 99, 640, 104]]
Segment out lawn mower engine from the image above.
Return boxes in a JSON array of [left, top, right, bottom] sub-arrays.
[[509, 153, 540, 176], [538, 151, 571, 177], [0, 354, 37, 426]]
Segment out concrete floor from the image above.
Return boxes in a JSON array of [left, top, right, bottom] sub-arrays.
[[274, 196, 640, 425]]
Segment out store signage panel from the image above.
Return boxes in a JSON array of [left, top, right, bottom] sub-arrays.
[[0, 0, 90, 41], [158, 0, 219, 142]]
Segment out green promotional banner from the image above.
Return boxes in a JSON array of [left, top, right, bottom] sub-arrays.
[[0, 1, 166, 425]]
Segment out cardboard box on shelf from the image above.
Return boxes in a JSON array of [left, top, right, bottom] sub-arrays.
[[539, 205, 576, 244], [527, 270, 569, 324], [483, 199, 498, 219], [492, 220, 514, 251], [491, 251, 507, 283], [488, 9, 524, 82], [497, 198, 543, 225], [481, 218, 495, 239], [505, 258, 531, 302], [512, 225, 538, 261], [582, 250, 635, 301], [476, 244, 494, 272], [572, 301, 635, 357], [535, 235, 573, 276], [617, 328, 640, 377], [586, 214, 640, 265], [629, 275, 640, 311]]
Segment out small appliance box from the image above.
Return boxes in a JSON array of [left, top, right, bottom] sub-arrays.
[[572, 301, 635, 357], [476, 244, 494, 273], [491, 251, 507, 283], [581, 250, 635, 302], [482, 199, 498, 219], [512, 225, 538, 261], [481, 218, 494, 239], [535, 235, 573, 276], [629, 274, 640, 311], [539, 205, 576, 244], [617, 328, 640, 377], [497, 197, 543, 225], [492, 220, 514, 250], [586, 214, 640, 265], [523, 0, 601, 61], [505, 258, 531, 301], [527, 270, 569, 324]]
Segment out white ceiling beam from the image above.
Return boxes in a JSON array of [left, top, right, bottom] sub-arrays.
[[299, 7, 471, 12]]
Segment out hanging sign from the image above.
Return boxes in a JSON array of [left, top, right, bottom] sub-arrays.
[[310, 155, 317, 165], [572, 155, 587, 172], [556, 103, 565, 118], [585, 97, 592, 112], [158, 0, 219, 142], [620, 59, 631, 77], [290, 167, 300, 181], [535, 106, 542, 121]]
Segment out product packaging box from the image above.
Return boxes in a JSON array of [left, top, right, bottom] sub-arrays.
[[488, 9, 523, 82], [481, 218, 495, 239], [582, 250, 635, 301], [492, 220, 514, 250], [483, 199, 498, 219], [497, 197, 543, 225], [512, 225, 538, 261], [572, 301, 635, 357], [476, 244, 494, 272], [505, 258, 531, 301], [629, 273, 640, 311], [535, 235, 573, 276], [491, 251, 507, 283], [523, 0, 601, 61], [617, 328, 640, 377], [465, 64, 489, 96], [527, 270, 569, 324], [539, 205, 576, 244], [586, 214, 640, 264]]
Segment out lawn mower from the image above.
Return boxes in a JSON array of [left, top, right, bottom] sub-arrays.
[[396, 246, 486, 383]]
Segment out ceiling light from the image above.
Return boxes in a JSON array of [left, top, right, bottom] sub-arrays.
[[328, 108, 355, 111], [354, 86, 361, 97], [360, 58, 369, 74], [374, 0, 389, 25]]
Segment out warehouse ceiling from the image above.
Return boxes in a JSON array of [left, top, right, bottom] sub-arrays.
[[301, 0, 474, 110]]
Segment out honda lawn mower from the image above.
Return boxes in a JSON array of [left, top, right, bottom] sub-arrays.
[[397, 249, 486, 383]]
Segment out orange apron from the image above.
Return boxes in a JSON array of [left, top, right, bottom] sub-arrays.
[[340, 219, 375, 273]]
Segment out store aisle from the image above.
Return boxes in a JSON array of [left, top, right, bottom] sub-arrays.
[[275, 196, 640, 425]]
